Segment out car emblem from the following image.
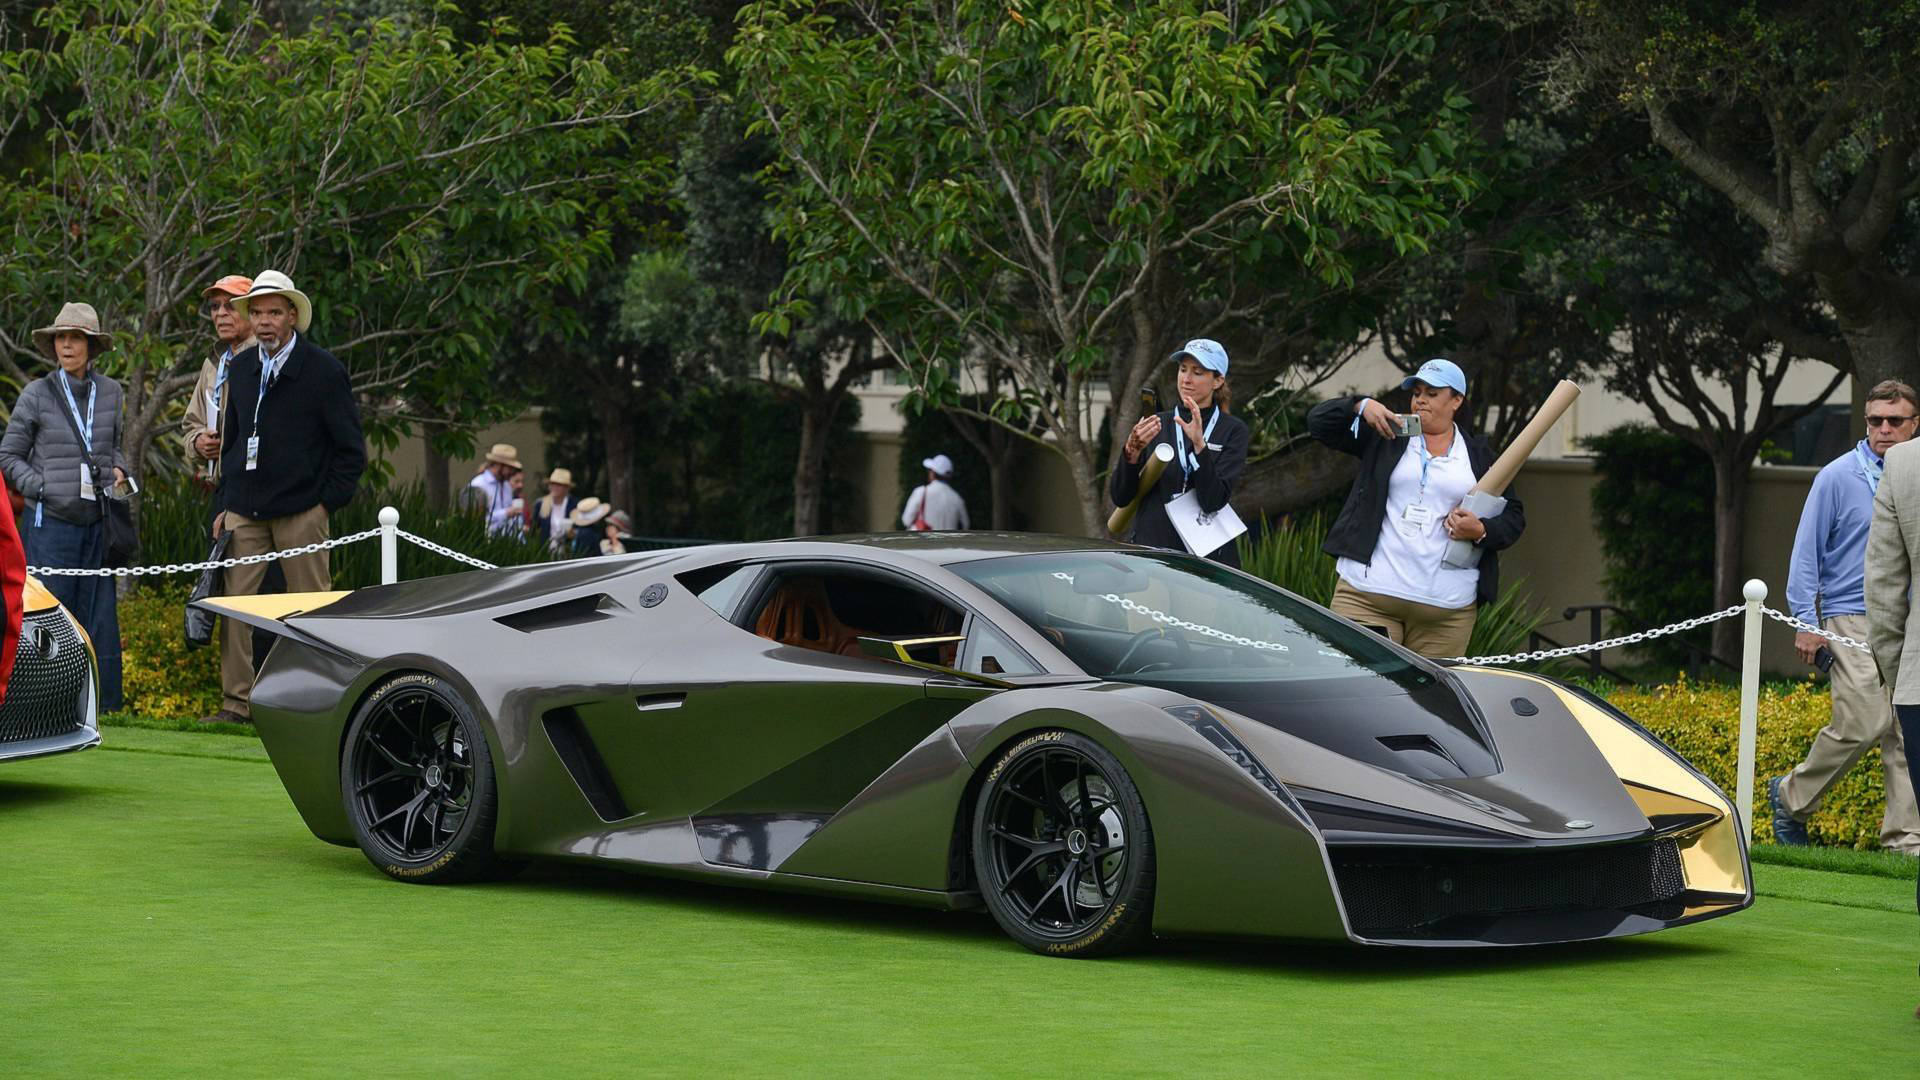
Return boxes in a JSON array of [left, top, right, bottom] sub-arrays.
[[1565, 819, 1593, 830], [30, 623, 56, 659]]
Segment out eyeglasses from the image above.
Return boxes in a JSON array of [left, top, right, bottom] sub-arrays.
[[1865, 414, 1917, 428], [201, 299, 235, 316]]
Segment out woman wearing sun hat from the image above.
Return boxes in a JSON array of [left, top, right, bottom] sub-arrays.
[[0, 301, 130, 710], [568, 497, 611, 556]]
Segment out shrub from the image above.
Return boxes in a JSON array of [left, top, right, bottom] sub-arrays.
[[1584, 424, 1715, 665], [116, 583, 221, 721], [1236, 513, 1551, 659], [1602, 676, 1888, 850]]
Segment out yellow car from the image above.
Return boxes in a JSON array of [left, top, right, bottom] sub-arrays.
[[0, 575, 100, 761]]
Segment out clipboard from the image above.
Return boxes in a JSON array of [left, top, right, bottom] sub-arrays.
[[1165, 490, 1247, 557]]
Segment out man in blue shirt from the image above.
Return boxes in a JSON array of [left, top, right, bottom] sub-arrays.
[[1771, 380, 1920, 853]]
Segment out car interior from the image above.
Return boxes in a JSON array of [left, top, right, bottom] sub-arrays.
[[745, 568, 966, 668]]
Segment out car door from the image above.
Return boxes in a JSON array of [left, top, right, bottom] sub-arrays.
[[621, 560, 995, 871]]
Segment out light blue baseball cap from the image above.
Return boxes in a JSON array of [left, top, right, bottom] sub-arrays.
[[1170, 338, 1229, 376], [1402, 357, 1467, 395]]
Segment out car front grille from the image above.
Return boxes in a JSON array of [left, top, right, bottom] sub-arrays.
[[1331, 838, 1687, 936], [0, 610, 92, 745]]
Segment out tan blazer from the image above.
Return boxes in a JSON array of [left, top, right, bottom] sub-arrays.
[[1866, 438, 1920, 702], [181, 338, 255, 483]]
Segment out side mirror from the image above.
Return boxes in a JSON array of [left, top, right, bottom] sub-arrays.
[[856, 635, 1012, 688]]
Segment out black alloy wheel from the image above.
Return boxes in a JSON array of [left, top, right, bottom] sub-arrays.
[[973, 730, 1156, 956], [341, 673, 504, 884]]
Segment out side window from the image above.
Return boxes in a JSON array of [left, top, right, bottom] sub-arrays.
[[747, 568, 963, 663], [959, 619, 1042, 677], [677, 562, 761, 619]]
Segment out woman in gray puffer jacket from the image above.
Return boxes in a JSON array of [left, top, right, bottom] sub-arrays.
[[0, 302, 129, 710]]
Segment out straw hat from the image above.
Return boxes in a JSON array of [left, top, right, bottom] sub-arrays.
[[231, 270, 313, 333], [570, 497, 611, 528], [483, 443, 522, 469], [546, 467, 573, 487], [32, 302, 114, 359]]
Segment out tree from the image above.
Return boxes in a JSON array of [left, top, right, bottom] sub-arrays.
[[731, 0, 1473, 535], [0, 0, 703, 493], [1537, 0, 1913, 391]]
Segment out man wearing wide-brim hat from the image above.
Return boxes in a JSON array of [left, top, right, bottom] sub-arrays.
[[0, 301, 132, 710], [204, 271, 366, 726], [466, 442, 524, 536]]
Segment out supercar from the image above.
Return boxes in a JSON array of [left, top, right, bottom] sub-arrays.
[[199, 534, 1750, 955]]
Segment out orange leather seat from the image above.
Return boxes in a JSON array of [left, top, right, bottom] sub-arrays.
[[753, 577, 865, 657]]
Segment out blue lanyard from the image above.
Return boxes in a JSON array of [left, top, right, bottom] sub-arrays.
[[1412, 427, 1455, 495], [1173, 406, 1221, 486], [211, 345, 234, 416], [57, 372, 95, 452], [252, 334, 296, 430]]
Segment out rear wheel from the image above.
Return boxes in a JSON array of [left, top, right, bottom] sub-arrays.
[[972, 730, 1156, 956], [341, 673, 503, 884]]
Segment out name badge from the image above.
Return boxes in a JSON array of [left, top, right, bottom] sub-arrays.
[[245, 435, 261, 471], [78, 462, 96, 501], [1398, 503, 1433, 537], [1206, 442, 1224, 451]]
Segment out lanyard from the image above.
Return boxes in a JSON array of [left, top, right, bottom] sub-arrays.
[[57, 372, 95, 452], [252, 334, 297, 431], [1854, 441, 1883, 497], [1412, 426, 1455, 496], [1173, 406, 1221, 486], [211, 345, 234, 416]]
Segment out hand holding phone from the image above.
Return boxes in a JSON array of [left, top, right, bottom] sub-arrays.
[[1814, 645, 1836, 673], [1139, 384, 1160, 417]]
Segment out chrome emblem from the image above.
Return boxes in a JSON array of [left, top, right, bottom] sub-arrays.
[[1565, 819, 1594, 830], [30, 623, 56, 660]]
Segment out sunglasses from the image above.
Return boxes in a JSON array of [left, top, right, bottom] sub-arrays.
[[201, 298, 236, 316], [1865, 414, 1917, 428]]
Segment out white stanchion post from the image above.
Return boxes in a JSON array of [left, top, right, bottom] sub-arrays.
[[1737, 578, 1767, 838], [379, 506, 400, 585]]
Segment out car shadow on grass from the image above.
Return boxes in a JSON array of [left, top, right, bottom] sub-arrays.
[[0, 775, 99, 810], [484, 860, 1727, 975]]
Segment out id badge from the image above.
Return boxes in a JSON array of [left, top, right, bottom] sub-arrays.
[[1399, 503, 1433, 536], [245, 435, 261, 472], [78, 462, 96, 501]]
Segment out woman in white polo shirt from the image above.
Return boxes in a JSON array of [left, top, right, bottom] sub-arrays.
[[1304, 358, 1527, 657]]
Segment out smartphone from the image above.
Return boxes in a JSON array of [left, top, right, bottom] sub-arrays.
[[1395, 413, 1421, 437], [1814, 645, 1835, 673], [1139, 384, 1160, 416]]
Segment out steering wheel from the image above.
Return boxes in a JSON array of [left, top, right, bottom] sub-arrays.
[[1113, 626, 1191, 674]]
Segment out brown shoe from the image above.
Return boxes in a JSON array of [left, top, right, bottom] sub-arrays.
[[197, 709, 252, 726]]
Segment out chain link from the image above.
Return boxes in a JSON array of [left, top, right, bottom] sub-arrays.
[[1449, 603, 1747, 666], [1761, 606, 1873, 653], [27, 528, 384, 577], [396, 530, 498, 571]]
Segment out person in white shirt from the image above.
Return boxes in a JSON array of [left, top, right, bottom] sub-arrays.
[[466, 443, 522, 536], [902, 454, 970, 531]]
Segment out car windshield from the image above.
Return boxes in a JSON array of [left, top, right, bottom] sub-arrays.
[[950, 550, 1425, 687]]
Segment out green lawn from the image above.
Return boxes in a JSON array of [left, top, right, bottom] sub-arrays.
[[2, 729, 1915, 1077]]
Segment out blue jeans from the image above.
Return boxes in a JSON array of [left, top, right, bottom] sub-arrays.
[[1899, 704, 1920, 916], [25, 509, 123, 713]]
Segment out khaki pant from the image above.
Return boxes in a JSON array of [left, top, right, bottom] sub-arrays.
[[1780, 613, 1920, 853], [1330, 580, 1477, 659], [219, 504, 331, 717]]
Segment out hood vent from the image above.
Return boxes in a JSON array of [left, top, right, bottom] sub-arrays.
[[1377, 733, 1468, 779]]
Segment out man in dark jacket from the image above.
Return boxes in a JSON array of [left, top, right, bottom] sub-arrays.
[[204, 271, 365, 725], [1306, 358, 1525, 657]]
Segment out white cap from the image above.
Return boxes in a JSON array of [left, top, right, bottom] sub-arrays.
[[923, 454, 955, 478]]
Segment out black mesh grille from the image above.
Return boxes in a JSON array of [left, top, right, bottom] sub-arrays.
[[1332, 838, 1686, 935], [0, 610, 91, 744]]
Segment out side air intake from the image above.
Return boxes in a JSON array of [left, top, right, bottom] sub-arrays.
[[542, 707, 631, 822], [495, 593, 619, 633]]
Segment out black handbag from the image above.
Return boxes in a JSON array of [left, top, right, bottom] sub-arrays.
[[44, 372, 139, 567], [184, 531, 230, 649]]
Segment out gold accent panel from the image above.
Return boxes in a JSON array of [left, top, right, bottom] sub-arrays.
[[196, 590, 350, 621], [22, 574, 60, 614], [1467, 668, 1750, 898]]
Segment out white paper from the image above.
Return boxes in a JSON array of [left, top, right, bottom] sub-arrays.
[[206, 389, 220, 432], [1165, 489, 1247, 557]]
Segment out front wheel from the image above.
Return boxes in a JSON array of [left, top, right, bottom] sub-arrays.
[[340, 673, 504, 884], [972, 730, 1156, 956]]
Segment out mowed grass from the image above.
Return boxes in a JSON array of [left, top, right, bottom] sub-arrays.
[[3, 731, 1916, 1078]]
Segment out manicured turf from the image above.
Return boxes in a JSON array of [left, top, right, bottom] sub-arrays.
[[4, 732, 1916, 1077]]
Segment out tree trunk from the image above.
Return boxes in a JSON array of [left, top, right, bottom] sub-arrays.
[[1708, 451, 1751, 664], [421, 421, 451, 510], [595, 398, 637, 517], [1828, 294, 1920, 403], [1061, 431, 1104, 538], [1235, 444, 1360, 521], [988, 431, 1014, 530], [792, 391, 834, 536]]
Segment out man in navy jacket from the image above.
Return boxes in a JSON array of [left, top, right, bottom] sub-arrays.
[[204, 271, 365, 725]]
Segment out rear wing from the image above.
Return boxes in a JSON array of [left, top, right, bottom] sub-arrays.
[[192, 591, 357, 658]]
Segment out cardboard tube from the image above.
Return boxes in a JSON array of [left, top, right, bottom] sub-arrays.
[[1472, 379, 1581, 497], [1108, 444, 1176, 537]]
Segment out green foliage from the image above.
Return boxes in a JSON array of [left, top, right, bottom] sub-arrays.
[[1235, 513, 1551, 658], [1603, 676, 1890, 850], [1584, 424, 1715, 664], [117, 582, 223, 722]]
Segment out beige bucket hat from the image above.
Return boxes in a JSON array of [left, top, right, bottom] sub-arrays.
[[231, 270, 313, 333], [546, 467, 574, 487], [570, 497, 611, 528], [32, 302, 114, 359], [484, 443, 522, 470]]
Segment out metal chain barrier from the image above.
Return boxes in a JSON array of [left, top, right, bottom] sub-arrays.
[[396, 530, 498, 571], [1760, 607, 1873, 653], [27, 527, 383, 577], [1449, 603, 1747, 666], [1049, 571, 1291, 652]]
